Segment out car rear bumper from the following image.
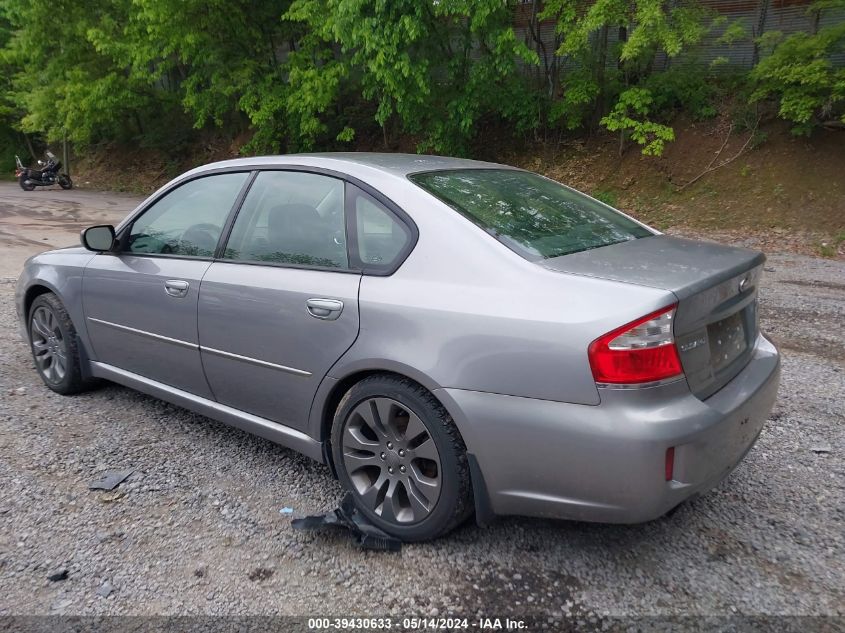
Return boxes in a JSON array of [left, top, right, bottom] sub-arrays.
[[435, 333, 780, 523]]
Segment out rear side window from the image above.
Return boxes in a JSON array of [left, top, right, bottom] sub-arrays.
[[352, 188, 411, 270], [409, 169, 653, 260], [223, 171, 348, 269]]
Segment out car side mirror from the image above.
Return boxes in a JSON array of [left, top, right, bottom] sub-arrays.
[[81, 225, 116, 252]]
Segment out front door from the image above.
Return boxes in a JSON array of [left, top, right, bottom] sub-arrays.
[[82, 172, 250, 398], [198, 170, 361, 430]]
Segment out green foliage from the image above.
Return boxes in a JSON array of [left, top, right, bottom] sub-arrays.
[[592, 189, 618, 207], [104, 0, 297, 152], [601, 88, 676, 155], [750, 8, 845, 134], [0, 0, 839, 159], [817, 230, 844, 257], [644, 64, 717, 119], [548, 0, 713, 153], [284, 0, 538, 155], [560, 0, 709, 63], [0, 0, 296, 150], [549, 71, 600, 130], [0, 5, 27, 173], [717, 20, 749, 46], [2, 0, 162, 145]]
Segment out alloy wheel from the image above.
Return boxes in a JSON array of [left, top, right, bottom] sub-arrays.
[[30, 306, 67, 384], [341, 397, 442, 524]]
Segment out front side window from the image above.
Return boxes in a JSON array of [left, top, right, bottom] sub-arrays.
[[409, 169, 653, 260], [223, 171, 348, 269], [127, 172, 248, 257]]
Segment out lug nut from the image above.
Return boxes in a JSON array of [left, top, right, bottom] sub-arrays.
[[399, 465, 406, 473], [386, 442, 393, 450], [380, 452, 386, 460], [388, 467, 394, 474], [398, 449, 406, 457]]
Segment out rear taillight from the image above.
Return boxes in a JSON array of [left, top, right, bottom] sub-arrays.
[[588, 304, 683, 386]]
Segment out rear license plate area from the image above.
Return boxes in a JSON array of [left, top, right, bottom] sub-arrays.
[[708, 311, 747, 373]]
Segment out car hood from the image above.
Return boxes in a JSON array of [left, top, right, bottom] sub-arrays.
[[539, 235, 765, 300], [55, 244, 88, 253], [33, 245, 88, 258], [23, 245, 92, 271]]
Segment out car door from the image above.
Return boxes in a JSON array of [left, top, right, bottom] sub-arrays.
[[197, 169, 362, 431], [82, 172, 251, 398]]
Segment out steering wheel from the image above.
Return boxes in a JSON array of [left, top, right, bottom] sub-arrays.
[[128, 228, 182, 254], [180, 223, 220, 256]]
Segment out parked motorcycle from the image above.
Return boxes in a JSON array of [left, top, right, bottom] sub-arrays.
[[14, 151, 73, 191]]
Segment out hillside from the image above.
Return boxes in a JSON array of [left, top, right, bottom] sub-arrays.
[[64, 118, 844, 258], [511, 118, 845, 258]]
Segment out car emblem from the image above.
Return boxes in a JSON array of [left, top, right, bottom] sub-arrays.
[[679, 336, 707, 352]]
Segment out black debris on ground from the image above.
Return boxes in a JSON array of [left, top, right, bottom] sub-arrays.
[[291, 493, 402, 552], [88, 469, 134, 491]]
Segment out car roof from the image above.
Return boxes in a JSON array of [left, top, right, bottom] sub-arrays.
[[187, 152, 515, 179]]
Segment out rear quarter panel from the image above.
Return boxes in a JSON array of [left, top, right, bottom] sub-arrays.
[[325, 176, 677, 411]]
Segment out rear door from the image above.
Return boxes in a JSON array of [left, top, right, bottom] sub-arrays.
[[197, 170, 361, 431], [83, 172, 250, 398]]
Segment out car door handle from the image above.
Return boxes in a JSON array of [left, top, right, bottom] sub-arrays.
[[306, 298, 344, 320], [164, 279, 190, 298]]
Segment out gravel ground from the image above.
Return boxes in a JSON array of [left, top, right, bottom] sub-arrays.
[[0, 230, 843, 622]]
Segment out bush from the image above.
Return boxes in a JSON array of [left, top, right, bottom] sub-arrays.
[[601, 88, 676, 155], [0, 124, 27, 175], [751, 11, 845, 134], [644, 64, 717, 119]]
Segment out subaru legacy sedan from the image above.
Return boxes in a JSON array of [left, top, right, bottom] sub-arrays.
[[16, 154, 780, 541]]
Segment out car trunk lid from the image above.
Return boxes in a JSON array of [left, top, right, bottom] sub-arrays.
[[541, 235, 765, 399]]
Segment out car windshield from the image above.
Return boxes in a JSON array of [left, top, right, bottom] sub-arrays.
[[410, 169, 653, 260]]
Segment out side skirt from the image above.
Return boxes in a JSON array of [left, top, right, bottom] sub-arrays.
[[90, 361, 325, 463]]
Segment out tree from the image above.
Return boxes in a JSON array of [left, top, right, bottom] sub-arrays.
[[600, 87, 675, 155], [0, 4, 28, 171], [750, 1, 845, 134], [2, 0, 161, 145], [550, 0, 711, 154], [91, 0, 298, 152], [284, 0, 539, 155]]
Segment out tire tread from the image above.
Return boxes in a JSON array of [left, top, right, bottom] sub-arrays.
[[29, 293, 93, 395], [332, 373, 473, 540]]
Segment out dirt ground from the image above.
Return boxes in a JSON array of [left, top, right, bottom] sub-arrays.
[[0, 183, 137, 278]]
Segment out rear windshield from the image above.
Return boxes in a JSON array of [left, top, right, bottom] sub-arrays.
[[409, 169, 653, 260]]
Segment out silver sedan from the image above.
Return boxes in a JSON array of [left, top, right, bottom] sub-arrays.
[[16, 154, 780, 541]]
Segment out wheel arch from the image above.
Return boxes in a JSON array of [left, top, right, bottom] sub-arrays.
[[311, 362, 454, 474], [23, 282, 59, 320], [22, 280, 96, 379], [311, 362, 494, 527]]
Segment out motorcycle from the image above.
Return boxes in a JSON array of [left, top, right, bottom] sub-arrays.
[[14, 151, 73, 191]]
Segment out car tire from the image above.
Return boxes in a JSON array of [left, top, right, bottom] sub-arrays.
[[28, 293, 93, 395], [331, 374, 473, 541]]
